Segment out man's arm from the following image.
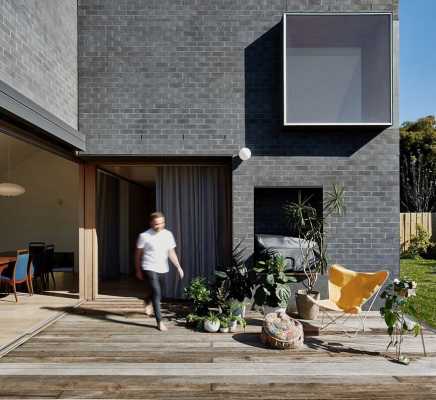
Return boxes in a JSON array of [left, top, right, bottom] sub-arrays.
[[135, 248, 144, 280], [168, 248, 184, 279]]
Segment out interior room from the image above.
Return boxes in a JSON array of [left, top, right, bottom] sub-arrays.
[[96, 163, 232, 300], [0, 133, 80, 298]]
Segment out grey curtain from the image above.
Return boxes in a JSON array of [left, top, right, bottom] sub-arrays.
[[97, 171, 120, 281], [156, 166, 231, 298]]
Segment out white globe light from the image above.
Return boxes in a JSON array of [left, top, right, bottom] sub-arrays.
[[0, 182, 26, 197], [238, 147, 251, 161]]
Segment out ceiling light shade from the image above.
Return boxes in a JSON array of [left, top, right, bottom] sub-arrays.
[[0, 182, 26, 197], [238, 147, 252, 161]]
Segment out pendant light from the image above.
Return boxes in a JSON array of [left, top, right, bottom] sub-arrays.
[[0, 141, 25, 197]]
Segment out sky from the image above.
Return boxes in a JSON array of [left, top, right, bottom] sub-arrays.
[[400, 0, 436, 124]]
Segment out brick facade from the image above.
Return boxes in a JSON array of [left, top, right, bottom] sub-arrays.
[[0, 0, 78, 130], [78, 0, 400, 277]]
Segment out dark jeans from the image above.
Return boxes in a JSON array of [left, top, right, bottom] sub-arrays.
[[143, 270, 162, 323]]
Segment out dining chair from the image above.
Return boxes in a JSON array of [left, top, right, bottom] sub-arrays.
[[0, 249, 32, 302], [44, 244, 56, 290], [29, 242, 47, 292]]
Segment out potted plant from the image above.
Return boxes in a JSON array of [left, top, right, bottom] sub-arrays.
[[186, 313, 205, 330], [284, 184, 345, 319], [393, 278, 417, 298], [203, 311, 220, 333], [219, 316, 230, 333], [228, 299, 249, 319], [213, 241, 253, 317], [184, 277, 211, 316], [253, 254, 296, 314], [229, 315, 246, 333], [380, 278, 425, 365]]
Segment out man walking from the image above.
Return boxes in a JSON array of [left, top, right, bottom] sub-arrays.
[[135, 212, 184, 331]]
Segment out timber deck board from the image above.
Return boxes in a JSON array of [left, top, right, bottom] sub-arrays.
[[0, 302, 434, 399]]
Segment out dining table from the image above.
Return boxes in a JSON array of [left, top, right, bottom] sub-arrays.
[[0, 255, 17, 275]]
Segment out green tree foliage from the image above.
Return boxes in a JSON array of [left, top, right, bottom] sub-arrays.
[[400, 116, 436, 211]]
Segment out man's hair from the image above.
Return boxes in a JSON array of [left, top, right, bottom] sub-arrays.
[[150, 211, 165, 222]]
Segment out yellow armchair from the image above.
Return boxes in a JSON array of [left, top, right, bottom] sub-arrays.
[[308, 264, 389, 334]]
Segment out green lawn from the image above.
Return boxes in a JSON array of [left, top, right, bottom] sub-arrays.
[[400, 259, 436, 328]]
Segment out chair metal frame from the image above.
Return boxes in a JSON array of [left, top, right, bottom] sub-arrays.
[[308, 267, 390, 336], [318, 282, 386, 336]]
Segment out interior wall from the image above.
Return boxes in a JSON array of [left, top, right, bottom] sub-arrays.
[[97, 168, 155, 282], [119, 180, 130, 275], [0, 137, 79, 270]]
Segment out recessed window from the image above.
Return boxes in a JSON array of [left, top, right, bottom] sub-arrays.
[[283, 14, 392, 126]]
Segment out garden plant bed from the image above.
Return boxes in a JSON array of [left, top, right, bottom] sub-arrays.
[[400, 259, 436, 328]]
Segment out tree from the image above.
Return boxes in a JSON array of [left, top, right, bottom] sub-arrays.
[[400, 116, 436, 212]]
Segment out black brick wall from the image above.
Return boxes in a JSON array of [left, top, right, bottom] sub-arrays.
[[78, 0, 400, 277], [0, 0, 78, 129]]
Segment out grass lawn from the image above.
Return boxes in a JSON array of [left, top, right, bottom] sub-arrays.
[[400, 259, 436, 328]]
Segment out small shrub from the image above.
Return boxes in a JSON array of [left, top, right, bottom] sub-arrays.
[[184, 277, 211, 315], [402, 225, 431, 259]]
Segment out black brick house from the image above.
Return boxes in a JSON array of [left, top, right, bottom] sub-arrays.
[[0, 0, 399, 299]]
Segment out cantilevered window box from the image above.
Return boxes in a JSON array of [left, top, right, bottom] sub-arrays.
[[283, 13, 392, 126]]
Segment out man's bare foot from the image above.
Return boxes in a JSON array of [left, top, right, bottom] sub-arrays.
[[158, 322, 168, 331], [144, 303, 153, 317]]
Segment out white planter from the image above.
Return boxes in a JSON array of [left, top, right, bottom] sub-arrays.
[[204, 319, 220, 333], [263, 305, 286, 316], [219, 327, 229, 333], [229, 320, 238, 333]]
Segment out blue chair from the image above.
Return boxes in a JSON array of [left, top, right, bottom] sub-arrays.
[[0, 249, 32, 302]]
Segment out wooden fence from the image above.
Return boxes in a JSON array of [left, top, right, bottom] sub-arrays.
[[400, 212, 436, 251]]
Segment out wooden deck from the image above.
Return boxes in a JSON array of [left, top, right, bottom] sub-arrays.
[[0, 300, 435, 399]]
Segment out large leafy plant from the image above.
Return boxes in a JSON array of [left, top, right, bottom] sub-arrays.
[[184, 277, 211, 316], [283, 184, 346, 291], [253, 255, 296, 308], [213, 241, 253, 305]]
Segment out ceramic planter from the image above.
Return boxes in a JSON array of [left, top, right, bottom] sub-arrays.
[[203, 319, 220, 333], [219, 326, 229, 333], [296, 289, 320, 320], [229, 320, 238, 332]]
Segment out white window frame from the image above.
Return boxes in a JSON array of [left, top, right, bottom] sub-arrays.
[[283, 12, 393, 127]]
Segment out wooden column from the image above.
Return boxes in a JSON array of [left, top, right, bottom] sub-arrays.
[[79, 164, 98, 300]]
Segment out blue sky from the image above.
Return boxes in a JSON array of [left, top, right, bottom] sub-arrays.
[[400, 0, 436, 123]]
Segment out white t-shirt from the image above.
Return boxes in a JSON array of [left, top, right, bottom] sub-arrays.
[[136, 228, 176, 273]]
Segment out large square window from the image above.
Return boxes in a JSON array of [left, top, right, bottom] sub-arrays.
[[283, 13, 392, 126]]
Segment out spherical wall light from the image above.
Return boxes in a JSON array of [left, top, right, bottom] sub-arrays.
[[238, 147, 251, 161]]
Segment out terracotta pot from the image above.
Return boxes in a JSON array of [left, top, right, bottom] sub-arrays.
[[296, 290, 320, 320]]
